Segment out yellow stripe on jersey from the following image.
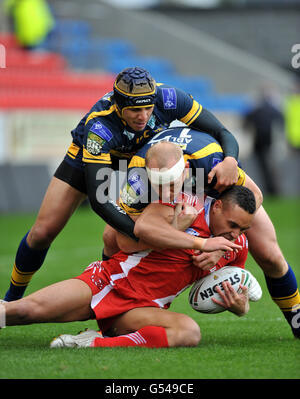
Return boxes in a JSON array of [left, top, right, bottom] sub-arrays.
[[184, 145, 245, 186], [82, 148, 112, 164], [119, 198, 143, 216], [128, 155, 146, 168], [184, 142, 222, 161], [272, 289, 300, 312], [85, 104, 116, 126], [180, 100, 203, 126], [110, 149, 136, 159], [237, 167, 246, 186], [67, 142, 80, 160]]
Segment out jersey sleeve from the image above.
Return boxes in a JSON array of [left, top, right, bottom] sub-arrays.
[[157, 84, 203, 126], [119, 155, 154, 216], [82, 117, 114, 165], [214, 234, 248, 270], [205, 155, 246, 189]]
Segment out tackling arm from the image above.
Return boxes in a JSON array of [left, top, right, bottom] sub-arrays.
[[190, 108, 239, 160], [84, 163, 138, 241], [115, 202, 199, 253], [134, 203, 242, 253], [190, 108, 239, 190]]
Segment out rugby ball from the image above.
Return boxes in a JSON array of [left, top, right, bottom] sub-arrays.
[[189, 266, 262, 314]]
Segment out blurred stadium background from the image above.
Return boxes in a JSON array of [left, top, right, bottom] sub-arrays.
[[1, 2, 300, 380], [0, 0, 300, 213]]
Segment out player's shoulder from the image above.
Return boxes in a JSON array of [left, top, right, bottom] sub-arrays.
[[83, 92, 122, 142], [156, 82, 191, 111], [85, 91, 119, 127]]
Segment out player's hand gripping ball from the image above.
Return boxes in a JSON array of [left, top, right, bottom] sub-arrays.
[[189, 266, 262, 314]]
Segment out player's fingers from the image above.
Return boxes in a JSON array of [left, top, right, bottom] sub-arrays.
[[198, 262, 212, 270], [174, 202, 183, 215], [221, 243, 242, 252], [211, 297, 227, 308], [212, 286, 228, 307], [212, 183, 227, 193], [192, 253, 207, 261], [224, 281, 238, 298], [207, 168, 216, 184], [239, 284, 249, 297], [215, 285, 228, 305], [192, 257, 210, 270], [218, 238, 242, 251]]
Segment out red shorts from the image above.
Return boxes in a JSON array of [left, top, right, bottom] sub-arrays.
[[75, 260, 161, 333]]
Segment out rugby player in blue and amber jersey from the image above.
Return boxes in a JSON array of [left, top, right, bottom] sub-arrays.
[[117, 127, 255, 217], [115, 128, 300, 339], [4, 67, 240, 303]]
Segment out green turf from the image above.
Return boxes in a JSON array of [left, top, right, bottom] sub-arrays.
[[0, 198, 299, 379]]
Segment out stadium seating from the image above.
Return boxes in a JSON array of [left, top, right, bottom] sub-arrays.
[[0, 33, 115, 110], [0, 17, 251, 113]]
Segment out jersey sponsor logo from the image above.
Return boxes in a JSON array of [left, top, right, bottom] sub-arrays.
[[90, 122, 113, 142], [108, 199, 126, 214], [212, 157, 222, 168], [121, 172, 146, 206], [128, 172, 145, 195], [185, 228, 200, 236], [87, 123, 113, 155], [223, 251, 233, 260], [86, 132, 105, 155], [162, 88, 177, 109], [198, 273, 241, 300], [148, 127, 192, 146], [123, 129, 135, 140], [147, 114, 156, 129], [121, 184, 138, 206], [134, 98, 152, 105]]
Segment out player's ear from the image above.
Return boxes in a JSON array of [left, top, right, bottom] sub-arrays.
[[212, 199, 223, 212]]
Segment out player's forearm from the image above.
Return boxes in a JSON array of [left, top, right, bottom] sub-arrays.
[[191, 108, 239, 160], [134, 217, 206, 251]]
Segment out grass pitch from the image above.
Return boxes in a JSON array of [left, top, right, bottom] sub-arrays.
[[0, 198, 299, 380]]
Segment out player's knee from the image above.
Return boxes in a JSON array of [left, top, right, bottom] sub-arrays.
[[102, 226, 119, 256], [171, 314, 201, 347], [29, 223, 58, 248], [102, 227, 116, 247], [251, 242, 286, 275], [182, 318, 201, 347]]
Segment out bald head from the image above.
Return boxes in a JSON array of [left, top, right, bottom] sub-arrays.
[[145, 141, 183, 170]]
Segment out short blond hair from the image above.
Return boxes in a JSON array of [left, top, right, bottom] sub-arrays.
[[145, 141, 183, 169]]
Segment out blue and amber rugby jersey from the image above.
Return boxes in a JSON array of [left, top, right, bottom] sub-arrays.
[[65, 84, 203, 169], [119, 127, 246, 216]]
